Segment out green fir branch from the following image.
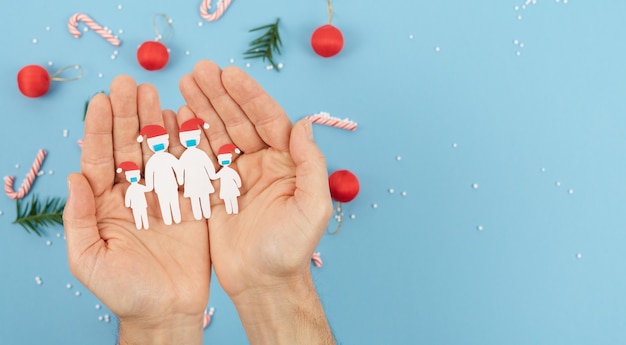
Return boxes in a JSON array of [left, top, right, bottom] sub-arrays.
[[244, 18, 283, 72], [13, 195, 65, 236]]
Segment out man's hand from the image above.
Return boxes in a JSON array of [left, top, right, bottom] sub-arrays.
[[180, 60, 335, 345], [63, 76, 209, 345]]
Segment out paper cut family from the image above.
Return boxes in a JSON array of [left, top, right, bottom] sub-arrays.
[[117, 119, 242, 230]]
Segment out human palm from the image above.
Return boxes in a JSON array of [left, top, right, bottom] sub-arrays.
[[64, 76, 210, 323], [179, 61, 333, 298]]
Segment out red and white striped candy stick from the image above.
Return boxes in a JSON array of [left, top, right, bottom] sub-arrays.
[[203, 307, 215, 329], [68, 13, 121, 46], [305, 112, 358, 131], [4, 149, 47, 200], [200, 0, 233, 22], [311, 252, 323, 268]]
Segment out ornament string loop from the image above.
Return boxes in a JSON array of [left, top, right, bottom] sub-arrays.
[[327, 202, 344, 235], [49, 65, 83, 82], [153, 13, 173, 42], [327, 0, 334, 24]]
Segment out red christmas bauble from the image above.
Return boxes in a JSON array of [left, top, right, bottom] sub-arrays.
[[17, 65, 51, 98], [329, 170, 359, 203], [137, 41, 169, 71], [311, 24, 344, 58]]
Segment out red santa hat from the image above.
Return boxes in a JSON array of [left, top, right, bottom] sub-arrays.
[[218, 143, 241, 155], [137, 124, 167, 143], [180, 118, 210, 132], [116, 161, 140, 173]]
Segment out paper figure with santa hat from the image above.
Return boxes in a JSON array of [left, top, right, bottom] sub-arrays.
[[215, 144, 242, 215], [117, 161, 150, 230], [178, 118, 217, 220], [137, 124, 184, 225]]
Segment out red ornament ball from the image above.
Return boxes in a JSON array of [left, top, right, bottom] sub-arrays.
[[311, 24, 344, 58], [328, 170, 360, 203], [17, 65, 50, 98], [137, 41, 169, 71]]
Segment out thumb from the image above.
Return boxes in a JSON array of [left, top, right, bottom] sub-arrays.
[[63, 172, 104, 281], [290, 119, 333, 231]]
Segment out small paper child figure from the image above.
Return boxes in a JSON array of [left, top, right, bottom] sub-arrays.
[[137, 124, 184, 225], [117, 161, 150, 230], [178, 118, 217, 220], [215, 144, 242, 215]]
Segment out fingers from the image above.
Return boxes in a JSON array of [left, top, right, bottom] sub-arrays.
[[221, 65, 292, 152], [179, 73, 232, 157], [110, 75, 142, 180], [192, 60, 266, 153], [137, 83, 166, 163], [63, 173, 106, 284], [290, 119, 333, 230], [163, 109, 185, 157], [82, 93, 114, 196]]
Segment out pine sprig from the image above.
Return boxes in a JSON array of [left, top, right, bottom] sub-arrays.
[[244, 18, 283, 72], [13, 195, 65, 236]]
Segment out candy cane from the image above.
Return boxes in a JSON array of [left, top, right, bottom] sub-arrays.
[[203, 307, 215, 329], [305, 112, 357, 131], [4, 149, 47, 200], [311, 252, 323, 268], [68, 13, 121, 46], [200, 0, 233, 22]]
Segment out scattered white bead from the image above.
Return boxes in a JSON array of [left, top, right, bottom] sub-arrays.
[[185, 50, 191, 55], [118, 29, 124, 35], [0, 211, 3, 216], [45, 26, 51, 31], [111, 54, 117, 60], [75, 291, 81, 296], [452, 143, 458, 148], [396, 155, 402, 161], [576, 253, 582, 259], [98, 73, 104, 78], [117, 4, 123, 10], [472, 183, 479, 189], [401, 191, 407, 197], [409, 34, 414, 40], [56, 233, 61, 238], [98, 316, 104, 321], [388, 188, 395, 194], [434, 46, 441, 52], [37, 170, 44, 177], [246, 63, 251, 68], [350, 214, 356, 219], [477, 225, 484, 231], [95, 304, 101, 310], [63, 129, 69, 138], [45, 240, 52, 246], [278, 63, 284, 69], [555, 181, 561, 187], [372, 203, 378, 209], [167, 18, 173, 24], [517, 15, 523, 20], [83, 27, 89, 33], [32, 38, 38, 44], [15, 164, 20, 169], [516, 51, 521, 57], [198, 21, 204, 27], [48, 170, 54, 175], [568, 189, 574, 195], [113, 50, 119, 56], [104, 314, 111, 323], [66, 283, 72, 289], [35, 276, 43, 285], [47, 61, 54, 66], [229, 58, 235, 64], [514, 39, 519, 45], [266, 65, 274, 70], [540, 167, 546, 173]]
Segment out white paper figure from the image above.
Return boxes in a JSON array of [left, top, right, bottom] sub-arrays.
[[117, 161, 149, 230], [215, 144, 242, 215], [137, 124, 184, 225], [178, 118, 217, 220]]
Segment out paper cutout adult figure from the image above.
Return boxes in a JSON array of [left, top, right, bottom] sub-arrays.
[[215, 144, 242, 215], [137, 124, 184, 225], [117, 161, 150, 230], [178, 118, 217, 220]]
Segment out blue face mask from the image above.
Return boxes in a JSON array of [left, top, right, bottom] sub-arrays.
[[153, 143, 165, 152], [130, 177, 138, 183], [221, 160, 230, 166], [186, 139, 197, 147]]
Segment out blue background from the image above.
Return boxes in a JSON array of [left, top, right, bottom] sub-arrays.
[[2, 0, 626, 344]]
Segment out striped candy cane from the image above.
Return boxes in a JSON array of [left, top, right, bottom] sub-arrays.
[[311, 252, 323, 268], [203, 307, 215, 329], [68, 13, 121, 46], [305, 112, 357, 131], [200, 0, 233, 22], [4, 149, 47, 200]]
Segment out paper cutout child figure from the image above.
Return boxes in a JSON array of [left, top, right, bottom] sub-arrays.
[[137, 124, 184, 225], [117, 161, 149, 230], [178, 118, 217, 220], [215, 144, 242, 215]]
